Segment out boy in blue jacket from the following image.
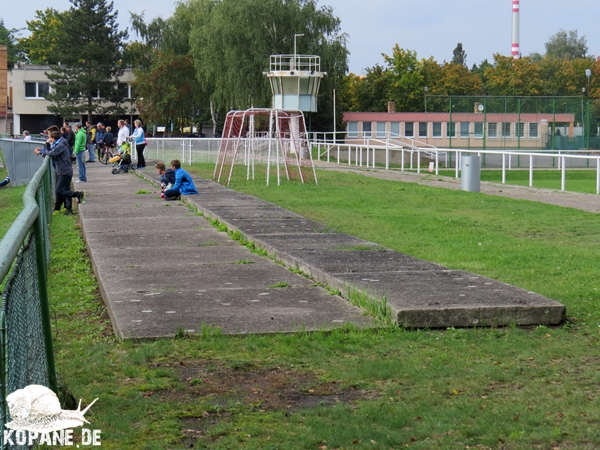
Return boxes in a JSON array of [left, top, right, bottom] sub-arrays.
[[163, 159, 198, 201]]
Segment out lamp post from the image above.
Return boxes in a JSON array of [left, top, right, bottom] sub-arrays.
[[585, 69, 591, 150], [294, 33, 304, 59], [424, 86, 428, 145]]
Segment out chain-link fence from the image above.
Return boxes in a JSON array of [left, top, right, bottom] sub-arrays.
[[0, 151, 57, 449], [426, 95, 600, 151]]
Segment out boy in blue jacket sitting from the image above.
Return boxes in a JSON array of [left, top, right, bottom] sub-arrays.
[[163, 159, 198, 201]]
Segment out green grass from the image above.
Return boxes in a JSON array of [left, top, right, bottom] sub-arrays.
[[14, 163, 600, 448], [438, 168, 600, 194], [0, 154, 26, 240]]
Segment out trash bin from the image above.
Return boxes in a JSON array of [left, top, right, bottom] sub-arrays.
[[461, 155, 480, 193]]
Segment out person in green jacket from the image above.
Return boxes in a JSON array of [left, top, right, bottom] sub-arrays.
[[73, 123, 87, 182]]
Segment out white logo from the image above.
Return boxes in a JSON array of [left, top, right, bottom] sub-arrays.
[[4, 384, 100, 446]]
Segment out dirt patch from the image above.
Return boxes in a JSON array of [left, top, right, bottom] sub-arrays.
[[166, 359, 374, 412], [154, 359, 377, 447]]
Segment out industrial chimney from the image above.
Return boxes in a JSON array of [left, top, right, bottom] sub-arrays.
[[512, 0, 520, 58]]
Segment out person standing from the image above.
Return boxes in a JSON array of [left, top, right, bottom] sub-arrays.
[[85, 121, 96, 162], [116, 119, 129, 149], [132, 119, 146, 169], [22, 131, 32, 141], [74, 123, 87, 182], [34, 130, 84, 214]]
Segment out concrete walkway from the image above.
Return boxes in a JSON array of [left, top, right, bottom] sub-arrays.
[[77, 161, 565, 339]]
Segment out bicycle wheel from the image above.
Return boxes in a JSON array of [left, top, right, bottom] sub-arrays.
[[99, 149, 112, 165]]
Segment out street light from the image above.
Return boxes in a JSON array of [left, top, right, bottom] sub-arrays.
[[424, 86, 428, 113], [586, 68, 592, 94], [294, 34, 304, 58], [585, 69, 592, 150]]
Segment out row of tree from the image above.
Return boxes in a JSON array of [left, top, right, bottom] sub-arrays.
[[0, 2, 599, 131], [341, 33, 600, 114]]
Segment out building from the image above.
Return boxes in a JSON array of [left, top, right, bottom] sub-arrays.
[[0, 46, 10, 134], [8, 62, 138, 134], [343, 109, 576, 151]]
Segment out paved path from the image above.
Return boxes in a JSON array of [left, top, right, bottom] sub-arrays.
[[77, 161, 565, 339], [313, 161, 600, 214]]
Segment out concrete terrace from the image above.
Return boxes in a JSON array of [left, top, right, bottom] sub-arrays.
[[76, 163, 565, 339]]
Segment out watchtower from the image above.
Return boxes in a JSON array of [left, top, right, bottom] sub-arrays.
[[265, 54, 325, 112]]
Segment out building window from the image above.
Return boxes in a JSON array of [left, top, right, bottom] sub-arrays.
[[460, 122, 470, 138], [502, 122, 511, 138], [432, 122, 442, 138], [25, 82, 50, 98], [348, 121, 358, 138], [405, 122, 414, 137], [488, 123, 497, 138], [418, 122, 427, 138], [376, 122, 386, 138], [474, 122, 484, 138], [363, 121, 372, 138], [529, 123, 539, 139], [447, 122, 456, 138], [515, 122, 524, 138], [390, 122, 400, 137]]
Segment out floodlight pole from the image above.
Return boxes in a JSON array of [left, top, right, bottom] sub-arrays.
[[294, 34, 304, 59]]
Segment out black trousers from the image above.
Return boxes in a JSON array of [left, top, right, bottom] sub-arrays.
[[54, 174, 78, 211], [136, 143, 146, 168]]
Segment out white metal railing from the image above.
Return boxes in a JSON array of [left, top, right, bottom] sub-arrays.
[[142, 137, 600, 194], [314, 140, 600, 194]]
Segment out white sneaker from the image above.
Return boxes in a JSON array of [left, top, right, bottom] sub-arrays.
[[75, 180, 82, 183]]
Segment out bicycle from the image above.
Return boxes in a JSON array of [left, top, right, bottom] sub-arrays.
[[98, 144, 114, 165]]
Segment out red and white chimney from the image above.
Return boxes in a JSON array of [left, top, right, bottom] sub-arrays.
[[512, 0, 520, 58]]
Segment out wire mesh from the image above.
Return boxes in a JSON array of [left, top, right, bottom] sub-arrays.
[[0, 233, 51, 449], [427, 95, 600, 151], [0, 153, 56, 449]]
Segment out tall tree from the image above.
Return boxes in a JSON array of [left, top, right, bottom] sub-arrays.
[[383, 45, 422, 111], [545, 29, 588, 60], [188, 0, 348, 129], [0, 19, 23, 68], [348, 64, 392, 112], [132, 51, 204, 133], [44, 0, 128, 121], [18, 9, 67, 64], [451, 42, 467, 67], [484, 54, 543, 96]]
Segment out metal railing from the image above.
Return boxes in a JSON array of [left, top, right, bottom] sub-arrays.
[[143, 138, 221, 166], [0, 154, 58, 448], [313, 139, 600, 194]]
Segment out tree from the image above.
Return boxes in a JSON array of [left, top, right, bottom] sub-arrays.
[[188, 0, 348, 131], [484, 54, 543, 96], [132, 51, 204, 133], [383, 45, 422, 111], [44, 0, 128, 121], [18, 9, 67, 64], [348, 64, 392, 112], [437, 63, 482, 96], [452, 42, 466, 67], [545, 29, 588, 60], [0, 19, 23, 68]]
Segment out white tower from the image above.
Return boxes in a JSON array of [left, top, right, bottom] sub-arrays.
[[512, 0, 521, 58], [265, 54, 325, 112]]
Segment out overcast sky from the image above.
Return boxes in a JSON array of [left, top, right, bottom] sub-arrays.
[[3, 0, 599, 74]]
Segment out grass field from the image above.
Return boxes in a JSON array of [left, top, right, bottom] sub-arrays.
[[438, 169, 600, 194], [0, 156, 26, 240], [6, 162, 600, 449]]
